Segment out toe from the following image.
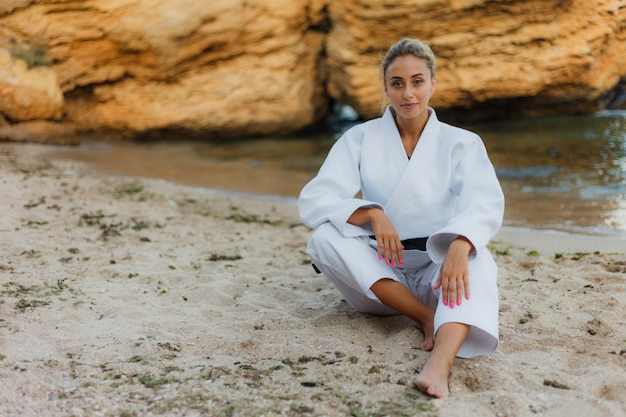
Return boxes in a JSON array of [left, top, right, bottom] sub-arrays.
[[421, 338, 434, 351]]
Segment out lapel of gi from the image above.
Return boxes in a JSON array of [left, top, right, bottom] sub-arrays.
[[383, 108, 442, 218]]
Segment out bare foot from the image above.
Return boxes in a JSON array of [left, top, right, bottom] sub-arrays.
[[421, 337, 434, 351], [414, 322, 468, 399], [413, 367, 450, 398], [413, 357, 451, 398]]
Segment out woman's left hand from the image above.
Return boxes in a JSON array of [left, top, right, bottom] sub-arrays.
[[433, 237, 473, 308]]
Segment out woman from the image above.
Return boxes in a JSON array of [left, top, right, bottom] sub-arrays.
[[298, 38, 504, 398]]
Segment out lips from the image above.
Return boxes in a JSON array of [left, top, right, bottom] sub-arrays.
[[402, 103, 417, 110]]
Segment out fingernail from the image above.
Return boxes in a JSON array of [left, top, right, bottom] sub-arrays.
[[386, 260, 390, 265], [466, 294, 470, 300], [457, 299, 462, 306], [392, 262, 396, 268], [399, 259, 403, 265], [443, 299, 448, 306], [450, 302, 455, 309], [379, 255, 383, 261]]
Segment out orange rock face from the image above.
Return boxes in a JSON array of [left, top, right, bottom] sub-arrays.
[[1, 0, 328, 140], [0, 48, 63, 122], [0, 0, 625, 142], [327, 0, 626, 120]]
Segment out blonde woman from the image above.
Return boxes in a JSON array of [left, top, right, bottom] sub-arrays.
[[298, 38, 504, 398]]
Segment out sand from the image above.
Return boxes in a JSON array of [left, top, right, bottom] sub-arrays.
[[1, 142, 625, 417]]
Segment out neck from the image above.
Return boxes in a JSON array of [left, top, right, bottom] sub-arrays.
[[393, 108, 430, 154]]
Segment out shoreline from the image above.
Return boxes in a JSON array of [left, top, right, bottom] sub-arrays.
[[495, 227, 626, 253], [39, 138, 626, 240]]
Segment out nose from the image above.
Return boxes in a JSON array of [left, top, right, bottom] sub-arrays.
[[403, 85, 415, 99]]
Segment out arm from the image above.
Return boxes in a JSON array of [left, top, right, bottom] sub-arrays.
[[298, 128, 383, 237], [428, 136, 504, 262], [429, 134, 503, 308]]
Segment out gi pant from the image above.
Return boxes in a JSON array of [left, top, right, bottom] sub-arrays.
[[307, 222, 499, 358]]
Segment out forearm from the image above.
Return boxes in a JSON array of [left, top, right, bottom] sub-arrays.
[[347, 207, 383, 226]]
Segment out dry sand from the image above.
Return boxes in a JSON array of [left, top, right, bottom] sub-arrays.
[[1, 143, 625, 417]]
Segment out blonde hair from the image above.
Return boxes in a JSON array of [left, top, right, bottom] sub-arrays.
[[380, 38, 437, 113]]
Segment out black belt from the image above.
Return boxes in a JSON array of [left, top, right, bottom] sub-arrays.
[[369, 236, 428, 251], [311, 235, 429, 274]]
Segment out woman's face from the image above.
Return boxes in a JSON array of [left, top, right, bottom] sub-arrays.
[[384, 55, 436, 123]]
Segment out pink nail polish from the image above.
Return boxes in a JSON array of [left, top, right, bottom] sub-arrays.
[[379, 255, 383, 261], [466, 294, 470, 300], [392, 263, 396, 268], [399, 259, 403, 265], [443, 299, 448, 306], [450, 302, 455, 309], [386, 260, 390, 265], [457, 299, 462, 306]]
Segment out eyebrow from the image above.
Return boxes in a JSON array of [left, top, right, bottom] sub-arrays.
[[389, 73, 425, 79]]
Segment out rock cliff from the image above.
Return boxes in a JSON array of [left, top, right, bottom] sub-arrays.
[[328, 0, 626, 121], [0, 0, 328, 142], [1, 0, 625, 142]]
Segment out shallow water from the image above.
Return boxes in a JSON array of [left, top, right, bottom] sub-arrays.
[[45, 110, 626, 238], [477, 110, 626, 237]]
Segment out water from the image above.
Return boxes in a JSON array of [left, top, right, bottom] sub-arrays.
[[45, 110, 626, 238], [476, 110, 626, 237]]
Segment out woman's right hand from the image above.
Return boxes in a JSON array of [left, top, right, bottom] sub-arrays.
[[349, 208, 403, 267]]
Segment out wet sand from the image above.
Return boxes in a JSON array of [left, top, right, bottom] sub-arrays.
[[43, 136, 626, 238]]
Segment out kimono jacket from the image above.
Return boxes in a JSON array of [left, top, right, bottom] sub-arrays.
[[298, 106, 504, 263]]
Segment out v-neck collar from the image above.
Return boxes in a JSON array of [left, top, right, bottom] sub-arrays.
[[382, 106, 437, 164]]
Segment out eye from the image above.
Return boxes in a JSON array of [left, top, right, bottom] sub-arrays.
[[414, 79, 423, 85], [391, 80, 403, 88]]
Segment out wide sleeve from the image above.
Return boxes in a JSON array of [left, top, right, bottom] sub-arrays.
[[298, 128, 383, 237], [427, 135, 504, 263]]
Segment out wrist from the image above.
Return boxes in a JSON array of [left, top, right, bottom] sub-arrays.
[[453, 235, 474, 254], [366, 207, 384, 220]]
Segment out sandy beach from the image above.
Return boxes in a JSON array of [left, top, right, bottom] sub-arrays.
[[1, 142, 625, 417]]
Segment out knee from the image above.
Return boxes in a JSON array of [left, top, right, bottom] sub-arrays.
[[308, 222, 341, 252], [308, 223, 374, 263]]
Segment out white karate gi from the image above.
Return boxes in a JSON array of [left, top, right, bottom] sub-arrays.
[[298, 107, 505, 358]]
